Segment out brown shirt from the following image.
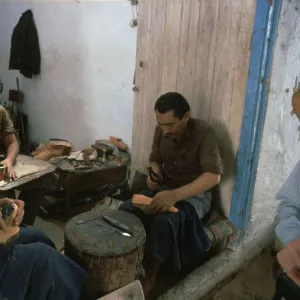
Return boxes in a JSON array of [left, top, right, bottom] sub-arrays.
[[149, 118, 224, 188], [0, 106, 15, 137]]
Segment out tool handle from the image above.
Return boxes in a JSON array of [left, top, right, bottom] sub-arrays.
[[103, 215, 131, 233], [147, 167, 162, 185]]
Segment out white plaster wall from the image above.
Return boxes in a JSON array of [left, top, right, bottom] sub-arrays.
[[0, 2, 137, 150], [251, 1, 300, 225]]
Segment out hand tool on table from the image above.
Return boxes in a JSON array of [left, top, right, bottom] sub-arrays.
[[95, 221, 131, 237]]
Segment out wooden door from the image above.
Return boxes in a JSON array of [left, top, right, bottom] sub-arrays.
[[132, 0, 256, 216]]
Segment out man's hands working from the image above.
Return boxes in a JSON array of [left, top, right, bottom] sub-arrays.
[[150, 190, 177, 213], [1, 159, 17, 180], [277, 239, 300, 286], [0, 198, 24, 230]]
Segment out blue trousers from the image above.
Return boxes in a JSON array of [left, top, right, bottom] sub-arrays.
[[0, 227, 87, 300], [119, 188, 210, 271]]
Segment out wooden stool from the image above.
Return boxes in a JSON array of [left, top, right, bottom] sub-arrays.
[[64, 209, 146, 299]]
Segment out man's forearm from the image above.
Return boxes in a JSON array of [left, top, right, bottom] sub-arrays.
[[150, 161, 162, 174], [5, 140, 19, 164], [173, 172, 221, 202]]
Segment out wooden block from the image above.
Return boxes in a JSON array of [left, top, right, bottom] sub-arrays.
[[132, 194, 178, 213]]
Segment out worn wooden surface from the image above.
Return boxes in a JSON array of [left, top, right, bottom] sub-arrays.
[[65, 209, 146, 299], [0, 155, 56, 191], [132, 0, 256, 217]]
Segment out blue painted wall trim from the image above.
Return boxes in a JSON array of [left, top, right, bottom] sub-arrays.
[[229, 0, 282, 230]]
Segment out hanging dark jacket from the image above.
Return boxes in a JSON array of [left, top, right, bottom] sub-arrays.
[[9, 10, 41, 79]]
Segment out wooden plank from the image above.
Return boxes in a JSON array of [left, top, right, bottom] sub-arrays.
[[229, 0, 256, 155], [210, 0, 244, 216], [209, 0, 241, 128], [131, 2, 152, 173], [176, 0, 200, 103], [132, 1, 166, 174], [139, 1, 166, 173], [220, 0, 256, 216], [161, 1, 183, 94], [192, 0, 219, 119]]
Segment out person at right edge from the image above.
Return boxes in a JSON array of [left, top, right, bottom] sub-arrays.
[[274, 88, 300, 298], [119, 92, 224, 296]]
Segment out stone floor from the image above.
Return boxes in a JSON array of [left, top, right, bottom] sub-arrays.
[[206, 251, 276, 300], [33, 202, 277, 300], [34, 216, 65, 249]]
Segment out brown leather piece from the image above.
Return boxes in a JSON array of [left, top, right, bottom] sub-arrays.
[[33, 140, 73, 161]]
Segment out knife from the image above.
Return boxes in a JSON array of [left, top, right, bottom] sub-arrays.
[[102, 215, 133, 236], [95, 221, 131, 237], [76, 215, 102, 225]]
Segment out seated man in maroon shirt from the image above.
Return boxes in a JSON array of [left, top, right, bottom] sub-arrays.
[[119, 92, 224, 295]]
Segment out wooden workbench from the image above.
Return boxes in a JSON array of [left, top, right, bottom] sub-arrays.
[[50, 157, 128, 212], [0, 155, 56, 225], [0, 155, 56, 191]]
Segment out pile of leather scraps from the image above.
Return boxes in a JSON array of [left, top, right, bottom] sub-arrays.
[[32, 140, 73, 161], [65, 138, 130, 169], [32, 136, 130, 167]]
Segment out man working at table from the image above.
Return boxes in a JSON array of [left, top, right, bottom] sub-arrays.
[[0, 106, 19, 178], [0, 105, 42, 225], [120, 92, 224, 295]]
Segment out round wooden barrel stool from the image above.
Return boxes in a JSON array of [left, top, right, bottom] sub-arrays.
[[64, 209, 146, 299]]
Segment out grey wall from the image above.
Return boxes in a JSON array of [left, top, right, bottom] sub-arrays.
[[251, 0, 300, 225], [0, 2, 137, 150]]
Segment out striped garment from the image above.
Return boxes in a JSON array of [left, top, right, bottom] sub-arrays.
[[276, 160, 300, 246]]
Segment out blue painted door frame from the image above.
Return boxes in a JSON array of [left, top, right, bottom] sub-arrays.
[[229, 0, 282, 230]]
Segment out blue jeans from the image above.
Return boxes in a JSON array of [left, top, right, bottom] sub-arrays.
[[17, 226, 56, 248], [0, 226, 87, 300]]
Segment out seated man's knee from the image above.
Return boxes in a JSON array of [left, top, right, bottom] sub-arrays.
[[19, 227, 56, 249], [152, 213, 176, 227]]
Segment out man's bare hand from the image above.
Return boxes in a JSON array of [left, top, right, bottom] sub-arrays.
[[0, 198, 24, 227], [1, 159, 16, 179], [13, 200, 24, 226], [151, 190, 177, 213], [277, 239, 300, 286]]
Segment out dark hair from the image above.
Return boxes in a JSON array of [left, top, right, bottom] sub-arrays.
[[154, 92, 190, 120]]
